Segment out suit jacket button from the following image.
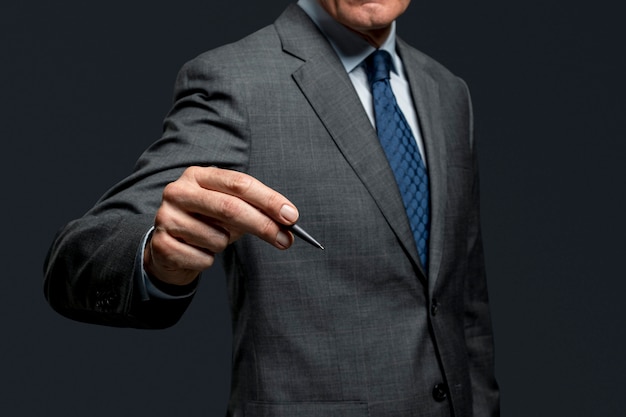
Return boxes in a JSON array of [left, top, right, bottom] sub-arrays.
[[432, 383, 448, 402], [430, 299, 439, 316]]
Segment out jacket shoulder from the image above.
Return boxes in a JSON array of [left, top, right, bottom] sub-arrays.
[[397, 38, 466, 88]]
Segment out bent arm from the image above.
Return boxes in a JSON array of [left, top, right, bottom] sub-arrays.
[[43, 56, 249, 328], [43, 53, 303, 328]]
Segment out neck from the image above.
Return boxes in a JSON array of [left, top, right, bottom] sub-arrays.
[[345, 25, 392, 48]]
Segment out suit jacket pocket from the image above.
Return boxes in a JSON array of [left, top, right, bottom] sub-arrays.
[[245, 401, 369, 417]]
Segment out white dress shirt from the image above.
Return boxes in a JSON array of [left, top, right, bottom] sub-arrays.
[[141, 0, 427, 300], [297, 0, 427, 163]]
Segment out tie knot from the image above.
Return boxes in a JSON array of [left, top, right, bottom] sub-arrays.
[[365, 50, 392, 85]]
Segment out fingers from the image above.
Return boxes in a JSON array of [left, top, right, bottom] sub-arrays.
[[145, 166, 299, 284], [191, 166, 299, 226], [168, 167, 298, 244], [155, 198, 231, 254], [145, 226, 218, 285]]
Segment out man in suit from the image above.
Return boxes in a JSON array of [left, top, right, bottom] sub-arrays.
[[44, 0, 499, 416]]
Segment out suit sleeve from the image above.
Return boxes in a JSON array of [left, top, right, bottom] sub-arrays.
[[43, 55, 251, 328], [461, 79, 501, 415]]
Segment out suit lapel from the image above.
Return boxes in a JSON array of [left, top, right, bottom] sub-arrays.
[[275, 6, 441, 284], [294, 57, 426, 279], [397, 40, 449, 289]]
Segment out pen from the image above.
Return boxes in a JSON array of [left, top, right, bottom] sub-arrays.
[[288, 224, 324, 250]]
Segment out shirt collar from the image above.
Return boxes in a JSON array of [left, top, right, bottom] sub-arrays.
[[297, 0, 400, 75]]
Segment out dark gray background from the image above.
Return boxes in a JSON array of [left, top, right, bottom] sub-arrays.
[[2, 1, 624, 416]]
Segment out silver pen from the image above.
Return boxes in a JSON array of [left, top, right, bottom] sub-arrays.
[[288, 224, 324, 250]]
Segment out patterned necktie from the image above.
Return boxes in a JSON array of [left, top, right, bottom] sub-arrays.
[[365, 50, 430, 270]]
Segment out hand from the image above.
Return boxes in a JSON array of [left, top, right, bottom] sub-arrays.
[[144, 166, 299, 285]]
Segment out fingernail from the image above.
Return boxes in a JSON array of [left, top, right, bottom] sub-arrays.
[[276, 231, 291, 248], [280, 205, 298, 223]]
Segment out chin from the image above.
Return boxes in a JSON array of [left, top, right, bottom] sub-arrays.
[[350, 2, 408, 26]]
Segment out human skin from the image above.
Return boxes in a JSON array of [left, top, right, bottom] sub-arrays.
[[145, 167, 299, 286], [145, 0, 412, 286], [317, 0, 411, 47]]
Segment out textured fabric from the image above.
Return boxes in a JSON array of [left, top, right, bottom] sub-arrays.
[[366, 50, 430, 270], [43, 4, 499, 417]]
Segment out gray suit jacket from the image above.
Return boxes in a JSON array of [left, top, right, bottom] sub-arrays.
[[44, 4, 499, 417]]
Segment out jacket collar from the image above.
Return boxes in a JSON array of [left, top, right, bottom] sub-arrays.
[[274, 5, 449, 285]]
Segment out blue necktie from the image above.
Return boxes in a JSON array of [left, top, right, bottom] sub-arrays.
[[365, 50, 430, 270]]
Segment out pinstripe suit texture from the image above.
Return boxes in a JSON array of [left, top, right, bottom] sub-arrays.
[[44, 4, 499, 416]]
